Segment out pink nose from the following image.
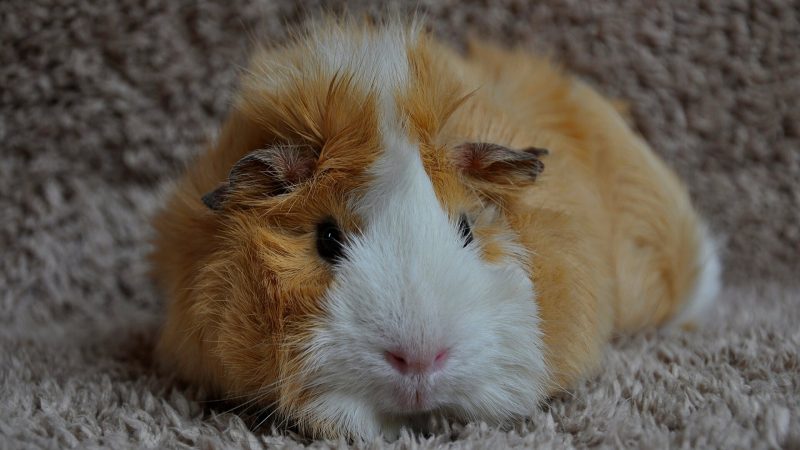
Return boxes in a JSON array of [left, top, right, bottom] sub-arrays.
[[384, 348, 450, 375]]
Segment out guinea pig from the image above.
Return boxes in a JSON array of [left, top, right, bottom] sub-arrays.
[[150, 18, 721, 440]]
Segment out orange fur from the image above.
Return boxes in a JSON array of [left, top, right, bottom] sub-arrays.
[[151, 20, 715, 438]]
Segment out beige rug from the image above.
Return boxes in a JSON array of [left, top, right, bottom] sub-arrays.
[[1, 0, 798, 448]]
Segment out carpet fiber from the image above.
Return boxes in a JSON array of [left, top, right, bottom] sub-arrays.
[[1, 1, 799, 448]]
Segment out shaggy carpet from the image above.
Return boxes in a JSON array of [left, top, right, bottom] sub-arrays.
[[1, 0, 798, 448]]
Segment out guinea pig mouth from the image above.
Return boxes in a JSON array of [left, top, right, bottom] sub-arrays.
[[389, 381, 440, 413]]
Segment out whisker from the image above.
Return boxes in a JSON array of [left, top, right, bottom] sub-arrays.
[[251, 400, 285, 432]]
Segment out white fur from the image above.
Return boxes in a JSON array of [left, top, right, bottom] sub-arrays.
[[295, 32, 547, 439], [309, 22, 416, 99], [671, 223, 722, 328], [248, 21, 419, 107]]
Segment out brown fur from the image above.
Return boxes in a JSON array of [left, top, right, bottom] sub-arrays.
[[152, 21, 712, 437]]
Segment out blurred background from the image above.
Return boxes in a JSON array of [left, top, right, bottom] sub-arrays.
[[1, 1, 798, 448]]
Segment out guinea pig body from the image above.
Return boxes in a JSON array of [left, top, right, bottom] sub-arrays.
[[151, 19, 721, 440]]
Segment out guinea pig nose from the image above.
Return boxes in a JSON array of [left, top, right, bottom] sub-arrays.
[[384, 348, 450, 375]]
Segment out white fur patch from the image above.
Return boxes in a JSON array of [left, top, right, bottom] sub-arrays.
[[309, 23, 415, 98], [671, 223, 722, 327], [298, 36, 547, 438], [247, 21, 419, 111]]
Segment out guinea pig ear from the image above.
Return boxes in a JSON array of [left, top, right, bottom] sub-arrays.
[[453, 142, 549, 186], [202, 144, 317, 211]]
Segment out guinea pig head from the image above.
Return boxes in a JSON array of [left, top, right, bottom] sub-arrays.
[[294, 138, 550, 439], [152, 24, 549, 441]]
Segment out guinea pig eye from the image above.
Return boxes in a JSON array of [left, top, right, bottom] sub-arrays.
[[458, 214, 473, 247], [316, 220, 345, 263]]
